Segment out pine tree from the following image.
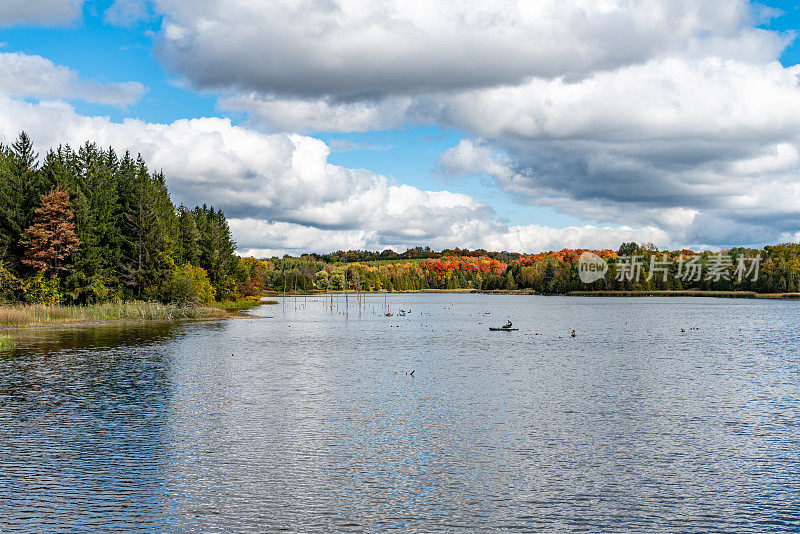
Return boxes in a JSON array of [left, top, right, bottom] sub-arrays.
[[63, 144, 123, 302], [118, 155, 152, 296], [117, 155, 179, 297], [23, 187, 81, 276], [195, 205, 239, 296], [0, 133, 48, 267], [0, 146, 14, 262], [178, 205, 201, 265]]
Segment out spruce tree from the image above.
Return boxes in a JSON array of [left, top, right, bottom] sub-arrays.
[[195, 205, 239, 296], [0, 133, 48, 267], [178, 205, 201, 265], [64, 144, 123, 302], [118, 155, 179, 297]]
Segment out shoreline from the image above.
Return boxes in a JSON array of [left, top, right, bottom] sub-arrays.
[[0, 299, 274, 330]]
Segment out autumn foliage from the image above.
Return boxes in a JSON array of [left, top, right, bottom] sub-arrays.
[[423, 256, 507, 276], [23, 187, 80, 277]]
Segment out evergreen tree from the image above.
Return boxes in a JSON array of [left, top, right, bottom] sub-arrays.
[[0, 133, 48, 267], [195, 205, 239, 295], [177, 205, 201, 265], [118, 154, 158, 296], [63, 144, 123, 302]]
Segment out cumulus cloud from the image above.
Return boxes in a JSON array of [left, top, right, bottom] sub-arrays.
[[0, 51, 147, 106], [0, 93, 676, 255], [234, 221, 668, 257], [143, 0, 800, 249], [0, 96, 476, 251], [154, 0, 773, 98], [434, 55, 800, 247], [218, 93, 421, 133], [0, 0, 84, 26]]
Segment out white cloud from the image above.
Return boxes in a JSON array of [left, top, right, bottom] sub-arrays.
[[218, 93, 419, 133], [0, 94, 679, 255], [0, 52, 147, 106], [0, 97, 483, 249], [0, 0, 84, 26], [154, 0, 773, 98], [433, 54, 800, 246], [482, 224, 670, 253], [144, 0, 800, 249], [439, 57, 800, 143], [233, 220, 669, 256], [104, 0, 151, 27]]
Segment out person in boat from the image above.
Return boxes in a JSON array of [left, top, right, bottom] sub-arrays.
[[502, 320, 513, 330]]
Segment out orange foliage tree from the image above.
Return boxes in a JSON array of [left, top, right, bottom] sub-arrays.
[[23, 187, 81, 277]]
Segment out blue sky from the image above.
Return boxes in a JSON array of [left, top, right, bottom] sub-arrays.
[[2, 0, 800, 254]]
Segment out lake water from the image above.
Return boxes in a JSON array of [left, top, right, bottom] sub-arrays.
[[1, 294, 800, 532]]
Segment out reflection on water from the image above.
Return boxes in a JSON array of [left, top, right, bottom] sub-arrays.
[[1, 295, 800, 532]]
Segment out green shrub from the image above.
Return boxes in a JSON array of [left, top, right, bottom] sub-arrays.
[[21, 273, 61, 304], [0, 262, 22, 303], [162, 264, 216, 305], [213, 274, 239, 301]]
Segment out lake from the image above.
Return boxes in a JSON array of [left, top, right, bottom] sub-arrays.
[[1, 294, 799, 532]]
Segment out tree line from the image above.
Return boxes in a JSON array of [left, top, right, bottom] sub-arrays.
[[0, 132, 240, 305], [241, 243, 800, 295]]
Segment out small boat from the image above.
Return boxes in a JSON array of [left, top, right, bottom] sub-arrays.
[[490, 320, 517, 332]]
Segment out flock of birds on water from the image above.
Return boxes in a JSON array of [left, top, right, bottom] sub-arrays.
[[251, 295, 708, 380], [276, 294, 703, 345]]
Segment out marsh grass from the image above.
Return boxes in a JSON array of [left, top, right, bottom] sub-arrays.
[[0, 301, 231, 328], [212, 297, 269, 311], [0, 335, 12, 349]]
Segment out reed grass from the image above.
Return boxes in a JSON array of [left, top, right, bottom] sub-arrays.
[[211, 297, 272, 311], [0, 301, 231, 328], [0, 335, 12, 349]]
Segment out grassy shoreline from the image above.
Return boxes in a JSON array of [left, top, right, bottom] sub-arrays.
[[0, 298, 271, 329]]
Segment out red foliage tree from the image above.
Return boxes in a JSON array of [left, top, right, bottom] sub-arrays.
[[23, 187, 81, 277]]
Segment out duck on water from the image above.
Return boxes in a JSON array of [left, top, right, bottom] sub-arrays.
[[489, 319, 518, 332]]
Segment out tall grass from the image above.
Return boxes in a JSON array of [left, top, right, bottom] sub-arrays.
[[0, 301, 230, 327], [0, 335, 12, 349], [211, 297, 271, 311]]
